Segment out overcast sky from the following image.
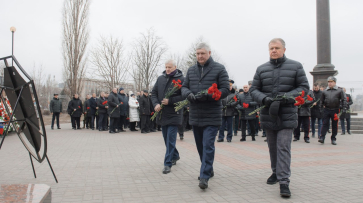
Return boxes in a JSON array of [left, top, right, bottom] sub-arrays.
[[1, 0, 363, 90]]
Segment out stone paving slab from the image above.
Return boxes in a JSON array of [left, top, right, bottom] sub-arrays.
[[0, 124, 362, 202]]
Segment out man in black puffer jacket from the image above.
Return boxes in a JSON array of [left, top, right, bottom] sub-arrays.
[[181, 42, 229, 190], [311, 84, 323, 138], [69, 94, 83, 130], [217, 81, 238, 142], [250, 38, 309, 198], [237, 85, 258, 142], [108, 88, 120, 134], [117, 88, 129, 132], [151, 60, 184, 174], [139, 90, 152, 133], [293, 90, 314, 143]]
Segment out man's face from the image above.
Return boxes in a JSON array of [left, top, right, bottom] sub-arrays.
[[113, 88, 117, 94], [320, 87, 324, 91], [87, 95, 91, 99], [196, 48, 211, 65], [165, 63, 176, 75], [343, 88, 346, 93], [229, 85, 233, 91], [137, 92, 140, 96], [120, 90, 124, 94], [140, 91, 144, 95], [74, 94, 79, 99], [269, 41, 286, 59], [92, 93, 96, 98], [54, 95, 58, 99], [328, 81, 336, 88], [144, 92, 148, 96], [101, 92, 105, 97], [243, 85, 249, 93], [313, 86, 320, 91]]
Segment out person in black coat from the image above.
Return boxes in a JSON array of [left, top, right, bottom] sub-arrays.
[[293, 90, 314, 143], [139, 90, 152, 133], [149, 95, 157, 132], [237, 85, 258, 141], [217, 82, 238, 142], [89, 93, 98, 130], [50, 93, 62, 130], [250, 38, 309, 197], [108, 88, 120, 133], [97, 92, 108, 131], [181, 42, 229, 189], [151, 60, 185, 174], [117, 88, 129, 132], [69, 94, 83, 130], [340, 88, 353, 135], [311, 83, 323, 138], [84, 95, 91, 129]]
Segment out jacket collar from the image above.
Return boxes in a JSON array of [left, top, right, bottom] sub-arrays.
[[327, 85, 338, 90], [270, 54, 287, 66], [162, 69, 183, 78], [197, 57, 213, 68]]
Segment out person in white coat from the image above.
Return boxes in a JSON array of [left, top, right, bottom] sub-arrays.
[[129, 92, 140, 131]]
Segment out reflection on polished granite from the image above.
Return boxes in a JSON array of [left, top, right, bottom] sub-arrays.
[[0, 184, 51, 203]]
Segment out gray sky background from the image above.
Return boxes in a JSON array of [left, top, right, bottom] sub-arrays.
[[1, 0, 363, 90]]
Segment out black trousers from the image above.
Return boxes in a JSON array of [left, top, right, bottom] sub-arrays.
[[321, 109, 339, 141], [91, 115, 98, 129], [72, 117, 81, 129], [178, 113, 189, 135], [241, 119, 255, 138], [51, 112, 60, 128], [98, 113, 107, 130], [140, 115, 151, 132], [118, 115, 126, 130], [85, 116, 91, 128], [109, 117, 119, 132], [294, 116, 310, 140], [130, 122, 136, 130]]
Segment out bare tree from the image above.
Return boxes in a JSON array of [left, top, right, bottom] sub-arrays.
[[62, 0, 90, 98], [131, 28, 167, 91], [90, 36, 130, 90]]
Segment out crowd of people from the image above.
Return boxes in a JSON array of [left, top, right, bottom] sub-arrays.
[[48, 38, 353, 198]]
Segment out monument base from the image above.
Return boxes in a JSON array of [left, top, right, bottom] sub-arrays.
[[310, 67, 338, 88]]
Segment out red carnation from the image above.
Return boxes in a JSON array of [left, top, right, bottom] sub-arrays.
[[243, 103, 249, 109], [177, 79, 181, 83], [126, 117, 130, 120], [78, 106, 81, 109], [347, 97, 349, 102], [208, 86, 214, 94], [87, 107, 90, 110], [121, 102, 123, 104], [301, 91, 305, 97], [172, 79, 176, 84], [233, 95, 237, 102], [151, 112, 154, 116], [307, 95, 313, 101], [102, 101, 108, 105], [334, 113, 339, 121]]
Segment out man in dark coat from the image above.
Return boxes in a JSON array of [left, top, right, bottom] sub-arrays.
[[108, 88, 120, 133], [340, 88, 353, 135], [217, 81, 238, 142], [50, 93, 62, 130], [117, 88, 129, 132], [84, 94, 91, 129], [293, 90, 314, 143], [250, 38, 309, 197], [238, 85, 258, 141], [97, 92, 108, 131], [70, 94, 83, 130], [319, 76, 347, 145], [89, 93, 98, 130], [181, 42, 229, 189], [311, 83, 323, 138], [151, 60, 184, 174], [139, 90, 152, 133]]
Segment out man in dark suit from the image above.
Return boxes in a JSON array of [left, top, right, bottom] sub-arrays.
[[89, 93, 98, 130], [139, 90, 152, 133]]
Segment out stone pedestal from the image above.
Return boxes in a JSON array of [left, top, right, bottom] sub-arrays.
[[0, 184, 51, 203]]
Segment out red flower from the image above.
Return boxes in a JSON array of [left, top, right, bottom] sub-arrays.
[[347, 97, 349, 102], [87, 107, 90, 110], [151, 112, 154, 116], [212, 83, 218, 89], [301, 91, 305, 97], [214, 91, 222, 101], [102, 101, 108, 105], [178, 84, 182, 89], [294, 96, 305, 106], [172, 79, 177, 84], [177, 79, 181, 83], [208, 86, 215, 94], [307, 95, 313, 101], [334, 113, 339, 121], [78, 106, 81, 109], [256, 115, 259, 118], [233, 95, 237, 102], [243, 103, 249, 109], [121, 102, 123, 104], [126, 117, 130, 120]]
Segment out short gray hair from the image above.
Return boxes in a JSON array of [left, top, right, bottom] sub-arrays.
[[165, 59, 176, 67], [269, 38, 286, 48], [196, 42, 211, 52]]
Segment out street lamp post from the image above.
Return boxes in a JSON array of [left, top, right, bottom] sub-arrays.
[[10, 26, 16, 66]]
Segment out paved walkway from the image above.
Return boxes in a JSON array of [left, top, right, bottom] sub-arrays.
[[1, 124, 363, 203]]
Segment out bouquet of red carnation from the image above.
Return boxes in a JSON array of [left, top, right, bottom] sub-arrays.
[[347, 97, 349, 102], [334, 113, 339, 121], [71, 105, 82, 116], [151, 79, 182, 121], [242, 103, 249, 109], [102, 101, 108, 105], [223, 95, 238, 109]]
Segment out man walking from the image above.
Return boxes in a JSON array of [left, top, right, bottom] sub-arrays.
[[50, 93, 62, 130], [238, 85, 258, 142], [139, 90, 152, 134], [70, 94, 83, 130], [311, 83, 323, 138], [182, 42, 229, 189], [293, 90, 314, 143], [340, 88, 353, 135], [250, 38, 309, 197], [151, 59, 184, 174], [319, 76, 347, 145]]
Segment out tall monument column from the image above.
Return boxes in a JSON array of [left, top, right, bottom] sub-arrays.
[[310, 0, 338, 88]]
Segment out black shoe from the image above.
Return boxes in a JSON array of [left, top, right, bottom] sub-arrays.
[[91, 128, 94, 130], [227, 140, 231, 142], [57, 127, 61, 129], [180, 135, 184, 140], [305, 140, 310, 143], [73, 128, 76, 130], [199, 179, 208, 189], [77, 128, 82, 130], [51, 127, 54, 130], [217, 139, 224, 142], [264, 139, 267, 142], [240, 138, 246, 142], [267, 173, 278, 185], [312, 134, 315, 138], [293, 138, 298, 142], [146, 131, 151, 133], [119, 129, 126, 132], [158, 128, 162, 131], [172, 157, 180, 165], [252, 137, 256, 141], [198, 171, 214, 180], [280, 184, 291, 197], [255, 134, 258, 136], [150, 129, 156, 132], [331, 140, 337, 145], [234, 133, 237, 136], [318, 138, 324, 144], [86, 127, 89, 129], [347, 131, 351, 135], [162, 166, 171, 174], [328, 130, 331, 133], [109, 131, 115, 134], [341, 132, 345, 135], [262, 135, 266, 137], [141, 131, 147, 134]]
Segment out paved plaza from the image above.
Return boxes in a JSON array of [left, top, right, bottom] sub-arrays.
[[1, 124, 363, 203]]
